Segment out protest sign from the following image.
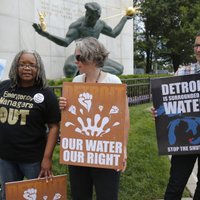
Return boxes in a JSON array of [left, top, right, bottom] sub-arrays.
[[151, 74, 200, 155], [5, 175, 67, 200], [60, 82, 127, 170]]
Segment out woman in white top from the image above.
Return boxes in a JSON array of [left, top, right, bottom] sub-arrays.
[[60, 37, 128, 200]]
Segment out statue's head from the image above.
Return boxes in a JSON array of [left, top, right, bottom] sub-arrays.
[[84, 2, 101, 26], [85, 2, 101, 16]]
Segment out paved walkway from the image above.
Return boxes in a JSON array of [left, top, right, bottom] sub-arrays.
[[185, 160, 198, 199]]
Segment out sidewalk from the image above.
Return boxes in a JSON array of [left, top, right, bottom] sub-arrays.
[[185, 160, 198, 199]]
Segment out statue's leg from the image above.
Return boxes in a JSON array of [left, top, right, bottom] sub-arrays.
[[63, 55, 79, 77], [102, 58, 124, 75]]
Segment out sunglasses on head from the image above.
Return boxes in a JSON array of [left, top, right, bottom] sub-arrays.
[[75, 55, 82, 61]]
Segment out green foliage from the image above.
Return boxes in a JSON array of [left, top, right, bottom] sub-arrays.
[[136, 0, 200, 72], [48, 74, 173, 86], [48, 75, 173, 100], [52, 145, 71, 197], [119, 74, 172, 79], [52, 103, 190, 199], [119, 103, 170, 199], [47, 77, 73, 86]]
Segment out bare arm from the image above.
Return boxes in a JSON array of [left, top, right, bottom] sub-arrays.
[[101, 16, 132, 38], [38, 122, 60, 179], [122, 97, 130, 172]]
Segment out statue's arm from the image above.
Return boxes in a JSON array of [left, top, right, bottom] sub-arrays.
[[32, 23, 79, 47], [101, 16, 132, 38]]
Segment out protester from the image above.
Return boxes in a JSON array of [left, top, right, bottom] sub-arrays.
[[151, 32, 200, 200], [0, 50, 61, 200], [59, 37, 129, 200], [33, 2, 134, 76]]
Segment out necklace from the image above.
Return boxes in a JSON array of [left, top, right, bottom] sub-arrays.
[[85, 70, 101, 83]]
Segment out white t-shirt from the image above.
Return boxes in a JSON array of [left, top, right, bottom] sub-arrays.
[[72, 71, 122, 84]]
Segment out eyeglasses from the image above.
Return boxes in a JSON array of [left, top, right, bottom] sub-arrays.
[[194, 44, 200, 48], [18, 63, 38, 69], [75, 55, 82, 62]]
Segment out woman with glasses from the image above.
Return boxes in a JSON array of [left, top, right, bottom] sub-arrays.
[[59, 37, 129, 200], [0, 50, 61, 200]]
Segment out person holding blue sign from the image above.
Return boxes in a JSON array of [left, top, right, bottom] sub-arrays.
[[151, 32, 200, 200]]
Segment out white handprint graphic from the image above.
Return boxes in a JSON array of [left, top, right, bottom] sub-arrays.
[[78, 92, 92, 112], [53, 193, 62, 200], [23, 188, 37, 200]]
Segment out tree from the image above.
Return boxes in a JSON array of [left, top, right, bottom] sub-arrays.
[[136, 0, 200, 73]]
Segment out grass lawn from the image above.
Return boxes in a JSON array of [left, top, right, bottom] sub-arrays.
[[52, 103, 190, 200]]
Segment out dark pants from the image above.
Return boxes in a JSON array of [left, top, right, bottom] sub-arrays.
[[68, 165, 120, 200], [164, 154, 200, 200], [0, 159, 40, 200]]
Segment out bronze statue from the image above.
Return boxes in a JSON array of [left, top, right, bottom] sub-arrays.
[[33, 2, 136, 77]]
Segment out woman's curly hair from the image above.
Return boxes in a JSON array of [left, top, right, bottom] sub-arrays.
[[9, 50, 47, 89]]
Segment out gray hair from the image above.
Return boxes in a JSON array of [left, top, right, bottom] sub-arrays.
[[75, 37, 109, 68], [9, 50, 47, 89]]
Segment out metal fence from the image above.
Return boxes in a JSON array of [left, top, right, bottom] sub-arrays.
[[50, 78, 152, 106], [121, 78, 151, 106]]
